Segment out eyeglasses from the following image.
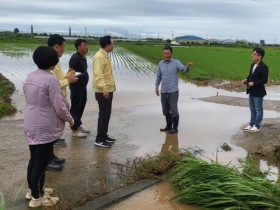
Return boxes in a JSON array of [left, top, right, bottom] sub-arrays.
[[252, 53, 260, 56]]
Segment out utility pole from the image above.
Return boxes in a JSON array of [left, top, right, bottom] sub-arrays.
[[30, 25, 33, 38]]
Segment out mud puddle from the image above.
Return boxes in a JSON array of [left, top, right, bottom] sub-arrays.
[[106, 181, 201, 210]]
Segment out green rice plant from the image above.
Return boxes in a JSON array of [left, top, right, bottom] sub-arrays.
[[171, 156, 280, 210], [0, 192, 5, 210]]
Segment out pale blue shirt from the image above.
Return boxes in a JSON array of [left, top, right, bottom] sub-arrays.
[[155, 58, 190, 93]]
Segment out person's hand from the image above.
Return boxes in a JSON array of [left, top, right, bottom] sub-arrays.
[[242, 79, 247, 84], [69, 119, 74, 127], [68, 68, 76, 75], [155, 88, 160, 96], [103, 92, 109, 99], [248, 82, 254, 87], [68, 74, 78, 84], [186, 61, 193, 68]]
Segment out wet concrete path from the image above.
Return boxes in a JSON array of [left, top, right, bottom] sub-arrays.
[[1, 47, 280, 209]]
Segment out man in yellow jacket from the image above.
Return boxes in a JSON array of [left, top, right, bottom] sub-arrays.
[[93, 35, 116, 148], [48, 34, 77, 97], [47, 34, 80, 171]]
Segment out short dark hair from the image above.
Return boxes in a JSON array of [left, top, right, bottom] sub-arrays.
[[100, 35, 112, 48], [47, 34, 65, 47], [33, 46, 59, 70], [163, 46, 173, 53], [74, 38, 87, 50], [253, 47, 265, 58]]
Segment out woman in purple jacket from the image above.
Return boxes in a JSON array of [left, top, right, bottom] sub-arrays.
[[23, 46, 74, 208]]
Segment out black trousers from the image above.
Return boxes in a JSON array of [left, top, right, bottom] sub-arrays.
[[161, 91, 179, 117], [27, 142, 53, 198], [70, 85, 87, 130], [95, 92, 113, 141]]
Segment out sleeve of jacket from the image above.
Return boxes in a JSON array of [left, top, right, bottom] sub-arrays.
[[254, 64, 268, 87], [50, 70, 69, 90], [48, 76, 72, 122], [93, 56, 107, 91], [58, 78, 69, 90]]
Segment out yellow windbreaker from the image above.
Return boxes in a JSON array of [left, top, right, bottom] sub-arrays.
[[93, 49, 116, 93], [50, 63, 69, 97]]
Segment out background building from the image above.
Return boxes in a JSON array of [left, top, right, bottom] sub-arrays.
[[174, 35, 205, 44]]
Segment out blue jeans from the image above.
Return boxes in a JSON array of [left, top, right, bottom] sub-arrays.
[[249, 95, 263, 128]]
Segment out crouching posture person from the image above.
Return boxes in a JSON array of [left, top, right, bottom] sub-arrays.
[[23, 46, 74, 208]]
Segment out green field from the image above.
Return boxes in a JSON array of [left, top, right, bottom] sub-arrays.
[[0, 40, 279, 84], [119, 43, 280, 83]]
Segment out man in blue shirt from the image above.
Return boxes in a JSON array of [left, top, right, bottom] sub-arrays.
[[155, 46, 192, 134]]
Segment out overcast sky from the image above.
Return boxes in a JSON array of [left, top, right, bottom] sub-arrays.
[[1, 0, 280, 43]]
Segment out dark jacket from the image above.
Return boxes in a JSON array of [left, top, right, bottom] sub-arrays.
[[246, 61, 268, 97]]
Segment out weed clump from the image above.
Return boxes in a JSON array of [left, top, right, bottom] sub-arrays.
[[0, 73, 16, 118], [117, 151, 189, 184]]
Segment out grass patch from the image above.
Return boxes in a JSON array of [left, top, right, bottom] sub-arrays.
[[171, 153, 280, 209], [0, 192, 5, 210], [0, 73, 16, 118], [116, 151, 186, 184]]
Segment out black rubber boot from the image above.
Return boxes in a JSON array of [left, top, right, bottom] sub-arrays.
[[169, 115, 179, 134], [160, 113, 172, 132]]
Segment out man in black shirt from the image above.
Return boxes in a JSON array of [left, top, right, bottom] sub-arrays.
[[69, 39, 90, 137]]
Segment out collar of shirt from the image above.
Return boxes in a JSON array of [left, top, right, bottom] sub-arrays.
[[77, 51, 87, 60], [163, 58, 174, 64], [101, 49, 109, 57], [252, 64, 258, 73]]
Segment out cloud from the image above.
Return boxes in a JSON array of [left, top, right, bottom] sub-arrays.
[[0, 0, 280, 43]]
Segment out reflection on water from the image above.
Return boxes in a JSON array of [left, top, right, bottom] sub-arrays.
[[242, 153, 279, 182], [161, 133, 179, 154], [107, 180, 201, 210]]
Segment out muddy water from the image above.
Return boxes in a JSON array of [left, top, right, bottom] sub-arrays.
[[107, 181, 201, 210], [1, 47, 280, 209]]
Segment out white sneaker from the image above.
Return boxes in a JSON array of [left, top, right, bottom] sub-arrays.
[[80, 126, 91, 133], [242, 125, 252, 131], [72, 130, 87, 138], [29, 195, 59, 208], [249, 125, 260, 133], [25, 187, 54, 200]]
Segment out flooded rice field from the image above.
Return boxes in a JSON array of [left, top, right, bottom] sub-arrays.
[[1, 46, 280, 209]]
